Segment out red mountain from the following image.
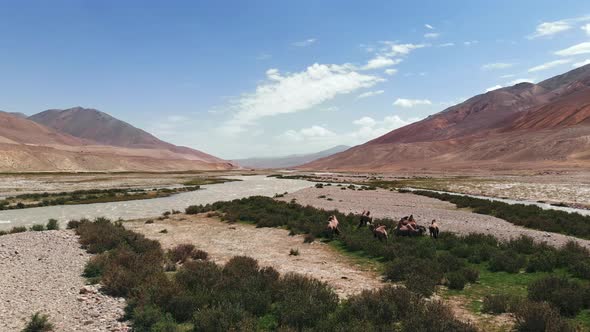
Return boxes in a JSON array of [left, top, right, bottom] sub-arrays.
[[303, 64, 590, 171]]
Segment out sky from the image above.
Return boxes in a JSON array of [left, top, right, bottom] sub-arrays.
[[1, 1, 590, 159]]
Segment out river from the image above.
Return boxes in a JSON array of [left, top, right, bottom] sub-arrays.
[[0, 175, 312, 230]]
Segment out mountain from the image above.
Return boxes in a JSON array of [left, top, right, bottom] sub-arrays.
[[234, 145, 350, 169], [0, 109, 233, 172], [303, 64, 590, 171], [29, 107, 225, 164]]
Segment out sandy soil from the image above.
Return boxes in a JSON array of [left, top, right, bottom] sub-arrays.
[[0, 230, 128, 331], [125, 214, 383, 298], [278, 187, 590, 249]]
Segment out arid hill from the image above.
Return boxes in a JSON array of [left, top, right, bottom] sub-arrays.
[[0, 109, 233, 172], [303, 64, 590, 171]]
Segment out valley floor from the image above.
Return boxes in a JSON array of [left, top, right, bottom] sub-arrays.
[[0, 230, 128, 331], [125, 214, 383, 299]]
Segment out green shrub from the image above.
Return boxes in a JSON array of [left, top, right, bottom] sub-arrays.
[[83, 253, 108, 280], [191, 249, 208, 261], [489, 251, 525, 273], [482, 294, 519, 314], [303, 234, 315, 243], [514, 301, 574, 332], [273, 273, 338, 329], [528, 276, 586, 316], [446, 271, 467, 290], [526, 250, 558, 272], [46, 219, 59, 230], [315, 183, 324, 189], [289, 248, 299, 256], [168, 244, 196, 264], [10, 226, 27, 233], [22, 312, 54, 332], [29, 224, 45, 231], [461, 268, 479, 283]]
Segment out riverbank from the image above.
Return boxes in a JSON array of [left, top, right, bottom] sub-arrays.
[[0, 230, 128, 331]]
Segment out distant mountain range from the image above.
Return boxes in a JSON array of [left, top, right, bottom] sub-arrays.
[[233, 145, 350, 169], [304, 64, 590, 171], [0, 107, 233, 172]]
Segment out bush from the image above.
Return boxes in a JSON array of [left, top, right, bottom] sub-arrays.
[[273, 273, 338, 329], [514, 301, 573, 332], [10, 226, 27, 233], [168, 244, 196, 264], [46, 219, 59, 230], [29, 224, 45, 231], [159, 229, 168, 234], [482, 294, 519, 314], [315, 183, 324, 189], [446, 272, 467, 290], [83, 254, 108, 280], [191, 249, 208, 261], [22, 312, 54, 332], [526, 251, 558, 272], [461, 268, 479, 283], [528, 276, 586, 316], [303, 234, 315, 243], [489, 251, 525, 273], [289, 248, 299, 256]]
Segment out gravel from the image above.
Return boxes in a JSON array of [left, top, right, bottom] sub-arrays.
[[279, 187, 590, 249], [0, 230, 129, 331]]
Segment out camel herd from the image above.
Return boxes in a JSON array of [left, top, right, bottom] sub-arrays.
[[326, 211, 440, 242]]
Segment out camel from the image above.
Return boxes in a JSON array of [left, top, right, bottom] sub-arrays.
[[327, 215, 340, 237], [358, 210, 373, 228], [429, 219, 440, 239], [369, 223, 388, 242], [395, 215, 426, 237]]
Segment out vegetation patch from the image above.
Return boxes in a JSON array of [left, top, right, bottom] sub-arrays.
[[411, 190, 590, 239], [0, 186, 201, 211], [185, 196, 590, 329], [70, 217, 474, 331]]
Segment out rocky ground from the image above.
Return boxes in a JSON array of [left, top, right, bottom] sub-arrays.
[[126, 214, 383, 298], [278, 186, 590, 249], [0, 230, 129, 331]]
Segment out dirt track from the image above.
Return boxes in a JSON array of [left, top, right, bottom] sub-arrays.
[[126, 214, 383, 298]]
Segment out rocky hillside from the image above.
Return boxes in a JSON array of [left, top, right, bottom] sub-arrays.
[[303, 64, 590, 171]]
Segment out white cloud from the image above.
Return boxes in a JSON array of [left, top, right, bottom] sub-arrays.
[[573, 59, 590, 68], [424, 32, 440, 39], [292, 38, 317, 47], [384, 43, 427, 56], [384, 68, 398, 76], [500, 74, 516, 78], [222, 63, 384, 134], [393, 98, 432, 108], [167, 115, 188, 122], [528, 59, 572, 72], [583, 24, 590, 35], [529, 21, 572, 38], [508, 78, 535, 85], [353, 116, 377, 127], [357, 90, 384, 99], [438, 42, 455, 47], [555, 42, 590, 56], [362, 56, 401, 70], [463, 40, 479, 46], [281, 125, 336, 142], [485, 85, 503, 92], [425, 24, 434, 30], [481, 62, 513, 70]]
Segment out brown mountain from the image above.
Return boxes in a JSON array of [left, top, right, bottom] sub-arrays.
[[303, 64, 590, 171], [0, 109, 233, 172], [29, 107, 225, 164]]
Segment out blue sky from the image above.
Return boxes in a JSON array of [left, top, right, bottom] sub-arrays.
[[2, 1, 590, 159]]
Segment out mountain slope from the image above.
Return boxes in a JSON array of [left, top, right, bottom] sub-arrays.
[[29, 107, 226, 164], [234, 145, 350, 169], [0, 110, 233, 172], [303, 65, 590, 171]]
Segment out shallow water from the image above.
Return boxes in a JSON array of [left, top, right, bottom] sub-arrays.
[[0, 176, 312, 230], [404, 187, 590, 216]]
